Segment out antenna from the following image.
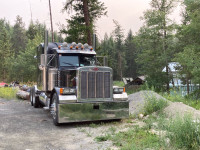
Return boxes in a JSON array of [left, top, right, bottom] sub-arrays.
[[49, 0, 54, 42]]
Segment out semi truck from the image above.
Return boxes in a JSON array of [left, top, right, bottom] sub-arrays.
[[30, 33, 129, 125]]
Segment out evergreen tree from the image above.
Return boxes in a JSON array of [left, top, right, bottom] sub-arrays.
[[124, 30, 137, 78], [11, 15, 27, 56], [0, 19, 12, 81], [62, 0, 107, 44], [136, 0, 177, 91], [112, 20, 126, 80], [174, 0, 200, 93], [7, 34, 42, 82]]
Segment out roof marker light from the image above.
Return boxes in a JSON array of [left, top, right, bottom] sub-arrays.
[[84, 43, 89, 49], [72, 42, 76, 47], [62, 42, 68, 47]]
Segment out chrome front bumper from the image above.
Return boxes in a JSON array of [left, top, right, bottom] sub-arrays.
[[58, 101, 129, 123]]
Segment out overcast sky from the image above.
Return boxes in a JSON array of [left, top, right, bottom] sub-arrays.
[[0, 0, 182, 40]]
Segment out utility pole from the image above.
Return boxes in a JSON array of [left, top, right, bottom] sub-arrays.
[[49, 0, 54, 42], [29, 0, 33, 23]]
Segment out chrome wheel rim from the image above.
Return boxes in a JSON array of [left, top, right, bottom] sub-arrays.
[[51, 97, 56, 120], [33, 94, 35, 105]]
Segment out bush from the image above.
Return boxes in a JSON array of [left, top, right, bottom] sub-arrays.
[[0, 87, 17, 100], [143, 96, 168, 115], [167, 115, 200, 150]]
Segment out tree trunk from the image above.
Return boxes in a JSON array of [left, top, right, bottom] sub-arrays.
[[186, 78, 190, 95], [82, 0, 92, 45], [163, 11, 169, 93]]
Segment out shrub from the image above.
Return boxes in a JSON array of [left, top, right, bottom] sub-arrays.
[[0, 87, 17, 100], [143, 96, 168, 115], [167, 115, 200, 150]]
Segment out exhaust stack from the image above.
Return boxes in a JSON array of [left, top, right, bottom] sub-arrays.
[[43, 31, 48, 91]]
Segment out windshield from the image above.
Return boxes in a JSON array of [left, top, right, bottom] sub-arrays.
[[80, 55, 95, 66], [59, 56, 79, 67], [59, 55, 96, 67]]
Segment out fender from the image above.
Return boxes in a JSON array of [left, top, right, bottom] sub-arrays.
[[50, 87, 60, 106]]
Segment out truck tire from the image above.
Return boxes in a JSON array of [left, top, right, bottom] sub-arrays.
[[33, 88, 39, 108], [30, 87, 33, 106], [51, 93, 60, 126]]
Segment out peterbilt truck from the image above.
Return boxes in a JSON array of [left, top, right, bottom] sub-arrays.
[[30, 38, 129, 126]]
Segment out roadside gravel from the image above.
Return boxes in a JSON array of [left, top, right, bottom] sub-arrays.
[[0, 98, 114, 150]]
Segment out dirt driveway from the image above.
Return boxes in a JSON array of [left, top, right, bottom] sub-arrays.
[[0, 98, 121, 150]]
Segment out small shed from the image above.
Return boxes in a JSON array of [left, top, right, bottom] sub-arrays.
[[131, 76, 146, 85]]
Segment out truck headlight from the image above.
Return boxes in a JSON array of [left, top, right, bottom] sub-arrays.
[[113, 87, 125, 94], [60, 88, 76, 95]]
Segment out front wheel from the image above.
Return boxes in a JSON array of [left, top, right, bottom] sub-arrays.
[[29, 87, 33, 106], [51, 93, 60, 126], [32, 88, 39, 108]]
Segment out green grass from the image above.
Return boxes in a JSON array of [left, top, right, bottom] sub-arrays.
[[110, 127, 164, 150], [95, 134, 111, 142], [0, 87, 18, 100], [143, 96, 168, 116], [167, 114, 200, 150], [113, 81, 125, 87], [163, 93, 200, 110]]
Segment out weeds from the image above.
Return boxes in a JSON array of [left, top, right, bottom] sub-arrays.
[[0, 87, 17, 100], [111, 127, 164, 150], [108, 126, 116, 135], [167, 114, 200, 150], [163, 92, 200, 110], [143, 96, 168, 115], [95, 134, 111, 142]]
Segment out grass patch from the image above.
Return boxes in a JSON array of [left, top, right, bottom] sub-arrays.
[[143, 96, 168, 115], [95, 134, 111, 142], [113, 81, 125, 87], [0, 87, 17, 100], [167, 114, 200, 150], [111, 127, 164, 150], [163, 93, 200, 110]]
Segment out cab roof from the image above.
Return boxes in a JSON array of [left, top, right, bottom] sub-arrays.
[[41, 42, 96, 55]]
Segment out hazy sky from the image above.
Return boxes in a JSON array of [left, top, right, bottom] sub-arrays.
[[0, 0, 182, 40]]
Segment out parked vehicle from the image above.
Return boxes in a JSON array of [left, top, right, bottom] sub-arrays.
[[30, 33, 129, 125]]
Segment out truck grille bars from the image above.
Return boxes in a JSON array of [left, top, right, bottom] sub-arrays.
[[80, 71, 111, 99]]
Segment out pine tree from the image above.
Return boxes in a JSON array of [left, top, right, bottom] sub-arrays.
[[62, 0, 107, 44], [136, 0, 177, 91], [124, 30, 137, 78], [0, 19, 12, 81], [11, 16, 27, 56]]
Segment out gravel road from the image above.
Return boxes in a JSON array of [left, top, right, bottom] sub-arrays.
[[2, 90, 191, 150], [0, 98, 117, 150]]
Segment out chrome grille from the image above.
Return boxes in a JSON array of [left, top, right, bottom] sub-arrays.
[[80, 71, 111, 99]]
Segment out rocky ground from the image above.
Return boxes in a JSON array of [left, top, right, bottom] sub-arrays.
[[1, 90, 200, 150]]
